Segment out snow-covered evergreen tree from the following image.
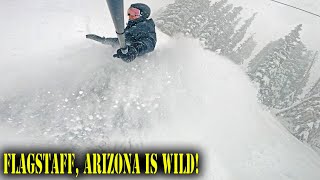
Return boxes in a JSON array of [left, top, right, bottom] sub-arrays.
[[181, 0, 211, 37], [214, 5, 244, 54], [306, 56, 320, 98], [248, 24, 312, 109], [155, 0, 256, 64], [276, 51, 320, 153], [198, 0, 230, 46], [156, 0, 210, 36], [247, 40, 282, 74], [277, 93, 320, 154], [203, 3, 237, 52], [155, 1, 185, 35], [229, 34, 257, 64], [228, 13, 257, 54]]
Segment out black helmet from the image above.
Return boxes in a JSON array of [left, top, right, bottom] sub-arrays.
[[130, 3, 151, 19]]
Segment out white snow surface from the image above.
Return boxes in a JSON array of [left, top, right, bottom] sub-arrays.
[[1, 0, 320, 180]]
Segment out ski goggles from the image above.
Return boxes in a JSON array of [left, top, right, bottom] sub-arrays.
[[127, 7, 141, 20]]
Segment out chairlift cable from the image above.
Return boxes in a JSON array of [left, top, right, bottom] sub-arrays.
[[270, 0, 320, 18]]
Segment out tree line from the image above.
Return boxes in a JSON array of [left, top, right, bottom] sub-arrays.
[[155, 0, 320, 154]]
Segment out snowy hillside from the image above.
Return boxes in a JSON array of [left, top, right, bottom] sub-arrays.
[[1, 0, 320, 180]]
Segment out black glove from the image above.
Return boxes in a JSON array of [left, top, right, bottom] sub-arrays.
[[113, 46, 138, 62]]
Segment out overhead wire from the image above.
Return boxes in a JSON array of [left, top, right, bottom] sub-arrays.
[[269, 0, 320, 18]]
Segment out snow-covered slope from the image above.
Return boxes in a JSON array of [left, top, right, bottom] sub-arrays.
[[1, 0, 320, 180]]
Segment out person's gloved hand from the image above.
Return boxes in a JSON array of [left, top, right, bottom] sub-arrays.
[[113, 46, 138, 62]]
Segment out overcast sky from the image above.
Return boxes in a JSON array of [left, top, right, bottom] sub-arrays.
[[225, 0, 320, 84], [228, 0, 320, 50]]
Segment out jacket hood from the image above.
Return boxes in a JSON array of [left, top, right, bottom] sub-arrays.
[[130, 3, 151, 19]]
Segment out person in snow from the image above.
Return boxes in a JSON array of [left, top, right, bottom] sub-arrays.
[[102, 3, 156, 63], [86, 3, 156, 62], [112, 3, 156, 62]]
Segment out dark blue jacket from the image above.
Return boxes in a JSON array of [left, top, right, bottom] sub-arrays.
[[124, 18, 157, 57]]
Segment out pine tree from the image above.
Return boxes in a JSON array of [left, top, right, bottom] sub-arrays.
[[276, 52, 320, 154], [228, 13, 257, 54], [306, 53, 320, 98], [230, 34, 257, 64], [155, 1, 185, 35], [182, 0, 211, 37], [277, 88, 320, 154], [156, 0, 211, 36], [248, 24, 311, 109], [247, 40, 281, 74], [294, 50, 318, 100], [217, 6, 243, 54], [198, 0, 229, 43], [202, 2, 243, 53], [155, 0, 255, 59], [205, 3, 234, 51]]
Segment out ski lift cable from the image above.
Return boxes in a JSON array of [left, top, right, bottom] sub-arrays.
[[269, 0, 320, 18]]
